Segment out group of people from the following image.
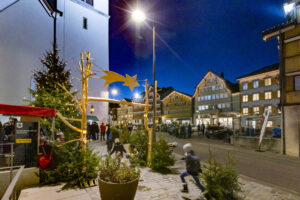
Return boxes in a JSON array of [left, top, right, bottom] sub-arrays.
[[197, 123, 206, 136], [172, 123, 193, 139], [87, 122, 110, 141]]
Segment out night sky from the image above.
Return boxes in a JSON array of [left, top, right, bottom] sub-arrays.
[[108, 0, 285, 100]]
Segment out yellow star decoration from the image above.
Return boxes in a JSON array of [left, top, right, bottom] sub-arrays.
[[123, 74, 140, 91], [101, 70, 140, 91]]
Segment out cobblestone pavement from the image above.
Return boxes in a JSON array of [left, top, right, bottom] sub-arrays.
[[19, 140, 300, 200], [88, 140, 299, 200]]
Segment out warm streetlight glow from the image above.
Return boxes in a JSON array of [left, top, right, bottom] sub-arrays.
[[111, 89, 118, 95], [131, 9, 146, 23]]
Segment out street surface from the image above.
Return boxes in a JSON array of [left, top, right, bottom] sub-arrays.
[[159, 132, 300, 195]]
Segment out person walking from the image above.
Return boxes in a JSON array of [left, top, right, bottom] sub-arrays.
[[181, 124, 186, 139], [106, 133, 114, 154], [91, 122, 99, 140], [180, 143, 206, 195], [100, 123, 106, 141], [188, 123, 192, 138], [106, 124, 110, 140], [201, 123, 205, 136], [197, 124, 201, 136]]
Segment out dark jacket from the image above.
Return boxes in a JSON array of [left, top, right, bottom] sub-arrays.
[[111, 143, 126, 157], [186, 151, 201, 176]]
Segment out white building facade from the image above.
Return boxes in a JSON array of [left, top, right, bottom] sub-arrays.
[[0, 0, 109, 122]]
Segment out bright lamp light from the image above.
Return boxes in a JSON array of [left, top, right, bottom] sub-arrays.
[[134, 93, 140, 99], [131, 9, 146, 23], [111, 89, 118, 95], [284, 3, 295, 15]]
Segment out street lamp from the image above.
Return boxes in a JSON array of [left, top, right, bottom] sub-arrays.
[[111, 89, 118, 96], [131, 9, 157, 141]]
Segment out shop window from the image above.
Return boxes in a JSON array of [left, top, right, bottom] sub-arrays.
[[253, 80, 259, 88], [265, 78, 271, 86], [243, 82, 248, 90], [253, 93, 259, 101], [295, 76, 300, 90], [265, 92, 272, 100], [242, 95, 248, 102], [243, 108, 248, 115]]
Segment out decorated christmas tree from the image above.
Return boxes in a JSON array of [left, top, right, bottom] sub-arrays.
[[30, 50, 79, 140]]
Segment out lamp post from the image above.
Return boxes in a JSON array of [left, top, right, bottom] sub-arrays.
[[131, 9, 157, 141]]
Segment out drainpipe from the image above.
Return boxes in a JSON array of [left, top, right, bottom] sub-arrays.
[[279, 33, 286, 155]]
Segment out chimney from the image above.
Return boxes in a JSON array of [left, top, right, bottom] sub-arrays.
[[220, 72, 224, 78]]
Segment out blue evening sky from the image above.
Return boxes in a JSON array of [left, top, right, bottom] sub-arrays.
[[108, 0, 285, 99]]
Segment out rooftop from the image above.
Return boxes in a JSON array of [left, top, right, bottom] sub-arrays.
[[236, 63, 279, 80]]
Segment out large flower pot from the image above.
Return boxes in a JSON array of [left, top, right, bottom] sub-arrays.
[[98, 177, 139, 200]]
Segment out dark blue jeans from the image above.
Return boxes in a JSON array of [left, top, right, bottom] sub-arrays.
[[180, 170, 205, 192]]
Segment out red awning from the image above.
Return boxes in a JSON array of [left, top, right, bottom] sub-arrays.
[[0, 104, 56, 118]]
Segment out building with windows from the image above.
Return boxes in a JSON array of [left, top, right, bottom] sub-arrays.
[[236, 64, 280, 133], [108, 103, 119, 126], [161, 90, 192, 124], [193, 71, 240, 129], [263, 0, 300, 156], [0, 0, 109, 122], [133, 86, 173, 125], [117, 98, 133, 125]]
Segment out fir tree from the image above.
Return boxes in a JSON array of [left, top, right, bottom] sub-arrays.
[[30, 50, 79, 140]]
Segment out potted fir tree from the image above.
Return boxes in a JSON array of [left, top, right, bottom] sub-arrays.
[[98, 155, 140, 200]]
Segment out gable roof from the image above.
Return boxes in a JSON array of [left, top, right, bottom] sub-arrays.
[[122, 98, 132, 102], [162, 90, 192, 101], [262, 21, 296, 41], [236, 63, 279, 80], [193, 71, 239, 97]]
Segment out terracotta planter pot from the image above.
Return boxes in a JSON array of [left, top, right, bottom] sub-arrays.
[[98, 177, 139, 200]]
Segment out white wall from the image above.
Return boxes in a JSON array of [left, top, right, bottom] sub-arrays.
[[0, 0, 109, 122], [284, 106, 300, 157]]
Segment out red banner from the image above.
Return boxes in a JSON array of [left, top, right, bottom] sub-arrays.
[[0, 104, 56, 118]]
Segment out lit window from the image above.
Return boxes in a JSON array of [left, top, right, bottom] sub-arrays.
[[253, 93, 259, 101], [295, 76, 300, 90], [226, 103, 231, 108], [216, 94, 219, 99], [207, 95, 211, 100], [265, 78, 271, 86], [220, 85, 224, 89], [243, 108, 248, 115], [243, 82, 248, 90], [198, 97, 200, 102], [267, 121, 273, 128], [212, 86, 215, 91], [212, 94, 215, 100], [218, 104, 221, 109], [277, 90, 280, 98], [253, 107, 259, 114], [265, 92, 272, 100], [220, 93, 224, 99], [224, 93, 228, 98], [222, 104, 226, 108], [253, 80, 259, 88], [242, 95, 248, 102], [201, 96, 204, 101]]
